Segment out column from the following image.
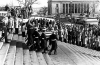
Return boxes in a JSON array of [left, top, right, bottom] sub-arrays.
[[66, 3, 68, 14], [83, 3, 84, 13], [85, 3, 87, 13], [63, 4, 65, 14]]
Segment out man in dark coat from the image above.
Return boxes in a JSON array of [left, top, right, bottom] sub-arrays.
[[40, 32, 48, 53], [68, 29, 72, 44], [32, 29, 40, 52], [0, 17, 8, 43], [26, 20, 35, 48], [48, 31, 57, 55]]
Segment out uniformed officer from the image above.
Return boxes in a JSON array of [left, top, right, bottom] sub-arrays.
[[48, 31, 57, 55], [40, 32, 48, 53], [26, 20, 35, 48], [32, 28, 40, 52]]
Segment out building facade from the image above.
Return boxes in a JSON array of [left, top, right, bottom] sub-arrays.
[[48, 0, 98, 15]]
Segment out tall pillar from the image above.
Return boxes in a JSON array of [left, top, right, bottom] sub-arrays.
[[83, 3, 84, 13], [86, 3, 87, 13]]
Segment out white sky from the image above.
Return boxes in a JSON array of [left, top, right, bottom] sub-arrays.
[[0, 0, 48, 7]]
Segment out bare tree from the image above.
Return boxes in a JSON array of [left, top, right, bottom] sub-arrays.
[[37, 7, 48, 16], [17, 0, 38, 18], [17, 0, 38, 7]]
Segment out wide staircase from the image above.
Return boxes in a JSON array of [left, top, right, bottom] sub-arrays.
[[0, 34, 100, 65], [0, 34, 54, 65], [52, 41, 100, 65]]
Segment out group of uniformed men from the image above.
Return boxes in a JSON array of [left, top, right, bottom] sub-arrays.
[[26, 18, 58, 55]]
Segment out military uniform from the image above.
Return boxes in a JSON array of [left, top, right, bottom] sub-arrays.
[[40, 32, 48, 53], [26, 21, 35, 48], [33, 30, 40, 51], [49, 32, 57, 55]]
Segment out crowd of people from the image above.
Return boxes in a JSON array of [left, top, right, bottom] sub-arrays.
[[24, 17, 100, 54], [0, 16, 58, 55], [1, 14, 100, 55], [57, 21, 100, 51]]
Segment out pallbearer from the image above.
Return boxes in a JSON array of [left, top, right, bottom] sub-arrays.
[[48, 31, 57, 55], [26, 20, 35, 48], [40, 32, 48, 53], [32, 28, 40, 52]]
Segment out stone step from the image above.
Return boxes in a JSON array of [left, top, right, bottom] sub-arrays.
[[73, 45, 100, 63], [15, 35, 23, 65], [50, 47, 76, 65], [0, 34, 13, 65], [65, 42, 98, 65], [3, 34, 55, 65], [71, 43, 100, 62], [57, 42, 77, 65], [0, 44, 10, 65], [62, 41, 100, 65], [23, 43, 31, 65], [68, 43, 100, 57], [4, 34, 18, 65], [30, 51, 39, 65], [0, 42, 3, 49], [43, 54, 54, 65], [67, 43, 93, 65], [37, 52, 47, 65], [66, 45, 88, 65]]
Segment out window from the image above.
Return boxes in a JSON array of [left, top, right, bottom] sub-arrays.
[[63, 4, 65, 14], [78, 4, 80, 13], [72, 4, 74, 13], [81, 3, 83, 13], [87, 4, 89, 13], [66, 4, 68, 14], [69, 3, 71, 13], [56, 4, 58, 7], [84, 4, 87, 13], [75, 4, 77, 13]]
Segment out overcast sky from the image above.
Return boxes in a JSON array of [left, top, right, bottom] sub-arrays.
[[0, 0, 48, 7]]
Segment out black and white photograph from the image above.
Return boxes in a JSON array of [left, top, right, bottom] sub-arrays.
[[0, 0, 100, 65]]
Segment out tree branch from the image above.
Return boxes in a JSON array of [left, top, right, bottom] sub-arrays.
[[17, 0, 38, 7], [30, 0, 38, 5], [17, 0, 25, 5]]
